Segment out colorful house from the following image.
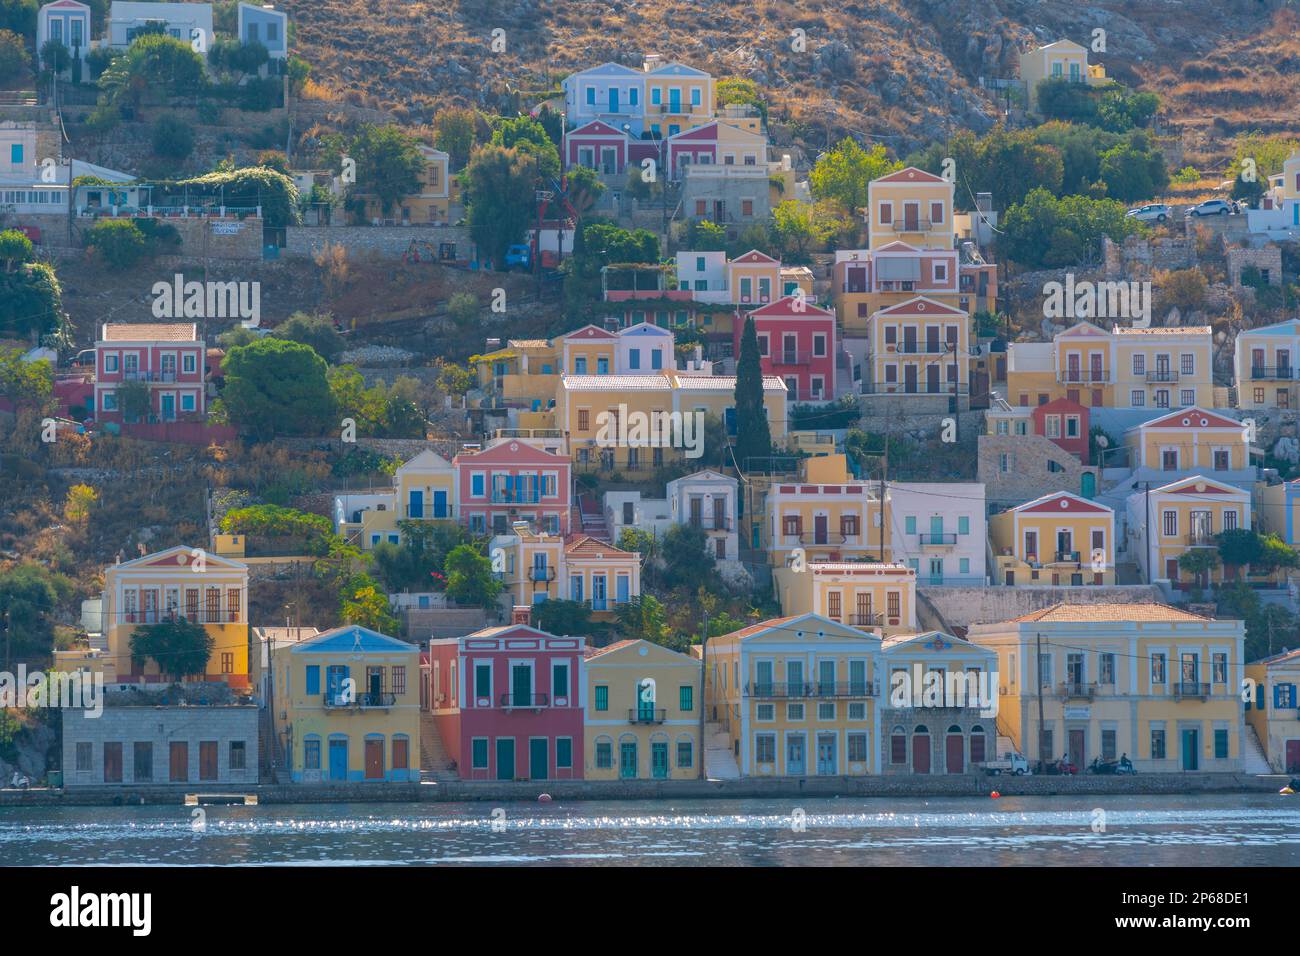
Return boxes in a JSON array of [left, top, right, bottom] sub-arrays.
[[1122, 406, 1250, 475], [666, 121, 766, 179], [54, 545, 250, 691], [453, 439, 571, 536], [1257, 478, 1300, 547], [1125, 475, 1250, 587], [762, 455, 884, 565], [989, 490, 1115, 586], [427, 614, 585, 781], [334, 448, 456, 550], [493, 526, 641, 616], [107, 1, 214, 50], [737, 293, 840, 403], [37, 0, 92, 73], [562, 62, 650, 135], [236, 2, 288, 63], [884, 481, 988, 585], [563, 119, 635, 174], [705, 613, 882, 777], [272, 625, 421, 783], [644, 58, 715, 138], [1234, 318, 1300, 412], [355, 144, 452, 225], [880, 631, 999, 774], [584, 639, 702, 779], [868, 166, 954, 248], [969, 603, 1244, 772], [1245, 648, 1300, 773], [94, 323, 207, 422], [863, 295, 971, 402], [772, 562, 916, 634], [1019, 38, 1108, 113]]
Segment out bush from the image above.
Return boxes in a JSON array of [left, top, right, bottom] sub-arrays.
[[85, 219, 148, 269], [0, 28, 29, 83], [151, 114, 195, 160]]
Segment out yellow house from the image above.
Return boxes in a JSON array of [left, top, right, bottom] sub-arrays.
[[1008, 321, 1215, 410], [864, 295, 971, 399], [334, 449, 456, 551], [561, 325, 618, 375], [834, 245, 997, 338], [705, 613, 882, 777], [989, 490, 1115, 586], [728, 249, 782, 306], [969, 603, 1245, 772], [761, 454, 884, 565], [584, 638, 702, 779], [272, 625, 421, 783], [54, 545, 251, 691], [1127, 475, 1251, 587], [357, 144, 453, 225], [1245, 649, 1300, 774], [494, 526, 641, 618], [1123, 406, 1250, 474], [644, 59, 714, 138], [1234, 318, 1300, 412], [772, 562, 915, 636], [880, 631, 999, 774], [867, 166, 953, 248], [1019, 38, 1108, 113], [557, 370, 788, 475], [474, 338, 563, 412]]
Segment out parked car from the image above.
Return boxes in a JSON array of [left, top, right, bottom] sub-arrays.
[[69, 349, 95, 368], [503, 243, 532, 270], [983, 750, 1032, 776], [1186, 199, 1235, 217], [1126, 203, 1170, 223]]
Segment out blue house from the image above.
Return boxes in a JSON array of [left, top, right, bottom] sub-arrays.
[[237, 1, 288, 66], [38, 0, 93, 75]]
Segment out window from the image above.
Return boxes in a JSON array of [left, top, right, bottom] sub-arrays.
[[957, 516, 970, 535], [304, 738, 321, 770], [756, 703, 774, 721], [1151, 727, 1166, 760], [474, 662, 491, 700], [181, 393, 196, 412], [905, 516, 916, 535], [102, 391, 117, 411], [755, 734, 776, 763], [471, 474, 485, 497], [472, 738, 489, 769], [891, 731, 906, 764], [552, 662, 569, 701], [305, 665, 320, 696], [133, 742, 153, 781], [1214, 728, 1228, 759], [393, 666, 406, 696], [741, 199, 753, 217], [817, 702, 835, 720], [1132, 354, 1145, 375], [847, 733, 868, 762], [787, 703, 804, 721], [1181, 389, 1195, 407], [10, 143, 22, 165], [1100, 653, 1115, 685], [1150, 653, 1166, 685], [393, 737, 409, 770], [813, 334, 826, 357], [1212, 653, 1227, 683], [104, 354, 119, 372], [76, 741, 92, 772], [677, 740, 692, 768], [887, 592, 900, 618], [679, 685, 693, 711], [595, 740, 612, 768], [1131, 390, 1145, 407], [595, 685, 609, 711], [230, 740, 246, 771], [1181, 353, 1194, 376], [556, 738, 572, 769], [1162, 510, 1178, 537]]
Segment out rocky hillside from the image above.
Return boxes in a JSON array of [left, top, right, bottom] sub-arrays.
[[280, 0, 1295, 159]]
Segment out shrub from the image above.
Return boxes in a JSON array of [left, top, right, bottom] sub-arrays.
[[85, 219, 148, 269], [151, 114, 195, 160], [0, 28, 29, 83]]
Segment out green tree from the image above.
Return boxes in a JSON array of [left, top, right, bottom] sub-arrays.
[[0, 28, 28, 83], [733, 316, 771, 470], [1177, 548, 1221, 590], [999, 188, 1139, 268], [349, 123, 424, 216], [1256, 533, 1299, 576], [616, 595, 679, 649], [274, 311, 343, 362], [85, 219, 148, 268], [685, 219, 726, 251], [447, 292, 480, 328], [531, 599, 602, 638], [659, 523, 719, 592], [444, 544, 503, 608], [221, 337, 337, 438], [564, 163, 605, 222], [151, 114, 194, 160], [40, 38, 69, 74], [0, 261, 61, 340], [772, 199, 840, 261], [0, 346, 52, 406], [129, 618, 214, 681], [433, 107, 479, 170], [100, 33, 205, 106], [489, 115, 560, 179], [0, 563, 73, 661], [1097, 135, 1169, 203], [1216, 528, 1263, 580], [810, 138, 900, 213], [116, 379, 152, 422], [327, 364, 386, 435], [0, 1, 37, 37], [463, 144, 535, 269], [716, 77, 767, 123], [340, 577, 400, 633], [174, 166, 300, 228], [0, 228, 33, 272]]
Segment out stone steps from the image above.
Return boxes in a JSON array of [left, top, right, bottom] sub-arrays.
[[419, 711, 458, 780]]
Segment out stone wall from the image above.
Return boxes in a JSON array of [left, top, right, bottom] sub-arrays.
[[1102, 234, 1196, 279], [978, 434, 1099, 509], [1227, 245, 1282, 286], [918, 583, 1165, 629], [162, 215, 265, 261], [404, 606, 491, 640], [284, 224, 475, 261]]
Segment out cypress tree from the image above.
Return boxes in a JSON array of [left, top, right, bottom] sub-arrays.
[[733, 315, 772, 470]]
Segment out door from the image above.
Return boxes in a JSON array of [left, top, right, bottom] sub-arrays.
[[364, 738, 384, 780], [160, 393, 175, 421], [912, 732, 931, 774], [608, 87, 618, 112], [433, 490, 447, 518], [1089, 353, 1103, 383], [1067, 353, 1080, 382], [511, 664, 531, 707], [169, 741, 188, 782], [496, 737, 515, 780], [903, 202, 919, 231], [651, 741, 669, 779], [591, 574, 607, 611], [945, 731, 964, 773], [668, 87, 681, 112], [926, 364, 940, 393], [816, 734, 837, 775], [104, 742, 123, 783], [1068, 729, 1085, 770], [408, 489, 423, 518], [199, 740, 218, 781], [904, 365, 918, 393], [529, 738, 548, 781], [814, 514, 828, 545], [1024, 531, 1038, 562], [1286, 740, 1300, 774], [786, 735, 806, 775], [928, 557, 943, 585], [1181, 729, 1199, 771], [620, 740, 638, 779], [1081, 471, 1096, 498], [328, 738, 348, 781]]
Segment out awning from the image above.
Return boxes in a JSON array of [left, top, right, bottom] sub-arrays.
[[876, 257, 921, 281]]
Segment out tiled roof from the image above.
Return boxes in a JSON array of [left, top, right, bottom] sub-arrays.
[[562, 374, 672, 390], [507, 339, 551, 349], [1008, 603, 1213, 624], [565, 534, 634, 556], [585, 639, 639, 659], [1254, 646, 1300, 666], [1113, 326, 1212, 335], [717, 614, 801, 641], [101, 323, 198, 342], [674, 374, 786, 391]]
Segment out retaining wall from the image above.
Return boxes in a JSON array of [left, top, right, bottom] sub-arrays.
[[918, 584, 1165, 629]]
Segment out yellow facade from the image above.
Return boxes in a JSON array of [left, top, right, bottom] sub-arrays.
[[336, 449, 456, 551], [761, 455, 884, 565], [561, 325, 618, 375], [496, 528, 641, 617], [1123, 407, 1249, 472], [359, 145, 453, 225], [585, 639, 702, 780], [705, 613, 882, 777], [865, 295, 971, 398], [1245, 651, 1300, 773], [989, 491, 1115, 586], [1235, 319, 1300, 412], [1136, 476, 1251, 587], [772, 562, 916, 635], [970, 603, 1245, 772], [475, 339, 562, 410], [867, 167, 954, 248], [1019, 39, 1108, 113], [728, 250, 781, 306], [272, 625, 422, 783], [55, 546, 251, 690], [645, 63, 714, 138]]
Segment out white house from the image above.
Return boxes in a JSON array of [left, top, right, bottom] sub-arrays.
[[0, 122, 136, 219], [236, 2, 287, 61], [1124, 475, 1251, 586], [675, 250, 729, 303], [37, 0, 92, 73], [1246, 149, 1300, 239], [562, 62, 647, 135], [615, 321, 675, 374], [880, 481, 987, 585], [107, 1, 214, 50], [604, 469, 744, 577]]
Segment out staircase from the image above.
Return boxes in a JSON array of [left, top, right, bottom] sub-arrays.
[[1243, 725, 1273, 774], [577, 492, 610, 542], [420, 712, 458, 781], [703, 721, 741, 780]]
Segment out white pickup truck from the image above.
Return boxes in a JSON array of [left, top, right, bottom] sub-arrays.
[[982, 750, 1031, 776]]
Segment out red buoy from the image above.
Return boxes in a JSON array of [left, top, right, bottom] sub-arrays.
[[990, 791, 1000, 799]]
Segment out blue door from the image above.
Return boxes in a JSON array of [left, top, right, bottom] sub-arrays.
[[496, 738, 515, 781], [592, 574, 607, 611], [1080, 471, 1096, 499], [529, 738, 548, 780], [160, 394, 175, 421], [616, 575, 629, 605], [408, 489, 423, 518], [433, 490, 447, 518], [669, 88, 681, 112], [328, 738, 348, 781], [609, 87, 618, 112]]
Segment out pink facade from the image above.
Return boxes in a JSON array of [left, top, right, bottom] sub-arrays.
[[667, 125, 718, 179], [94, 323, 206, 423], [453, 440, 572, 536], [564, 121, 629, 174], [1033, 398, 1090, 464], [427, 622, 585, 781], [736, 295, 839, 403]]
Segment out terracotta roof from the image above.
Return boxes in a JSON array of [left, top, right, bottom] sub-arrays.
[[585, 639, 639, 659], [1254, 646, 1300, 666], [507, 339, 551, 349], [1113, 326, 1212, 336], [716, 614, 801, 641], [674, 374, 786, 391], [101, 323, 198, 342], [562, 374, 672, 390], [565, 534, 635, 556], [1008, 603, 1213, 624]]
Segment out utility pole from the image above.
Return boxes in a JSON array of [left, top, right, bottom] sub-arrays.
[[2, 608, 9, 675], [698, 606, 709, 781], [1143, 480, 1152, 583], [1035, 631, 1046, 772]]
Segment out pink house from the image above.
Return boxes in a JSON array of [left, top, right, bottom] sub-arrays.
[[427, 612, 585, 781], [736, 294, 839, 403], [453, 439, 572, 536], [564, 120, 631, 174], [94, 323, 207, 422], [666, 123, 718, 179]]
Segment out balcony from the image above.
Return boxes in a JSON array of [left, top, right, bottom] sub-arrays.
[[119, 611, 241, 625], [529, 566, 557, 583], [689, 516, 734, 532], [323, 691, 396, 709], [122, 370, 181, 383], [846, 613, 883, 627], [1173, 681, 1211, 701], [881, 219, 935, 233], [920, 533, 957, 547], [1185, 532, 1217, 547], [1053, 550, 1082, 564], [1250, 366, 1297, 381], [745, 681, 875, 699], [894, 342, 951, 355], [500, 692, 550, 709], [1145, 370, 1179, 383], [628, 708, 667, 724], [1058, 370, 1111, 384], [861, 382, 969, 396], [770, 350, 814, 367], [491, 490, 543, 504], [1058, 681, 1095, 701]]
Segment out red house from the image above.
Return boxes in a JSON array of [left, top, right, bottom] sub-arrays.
[[564, 120, 630, 174], [1032, 397, 1090, 464], [94, 323, 206, 423], [453, 439, 572, 537], [427, 612, 585, 781], [736, 294, 839, 403]]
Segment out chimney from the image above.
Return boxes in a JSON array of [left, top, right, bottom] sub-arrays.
[[512, 605, 531, 626], [642, 54, 661, 73]]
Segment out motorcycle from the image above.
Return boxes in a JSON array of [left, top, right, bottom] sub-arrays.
[[9, 772, 30, 790], [1089, 757, 1137, 775]]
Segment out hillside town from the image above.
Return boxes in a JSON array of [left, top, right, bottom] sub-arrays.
[[2, 1, 1300, 799]]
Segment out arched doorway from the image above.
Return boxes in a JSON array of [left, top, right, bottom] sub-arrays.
[[1081, 471, 1096, 498], [912, 725, 931, 774], [945, 725, 964, 774]]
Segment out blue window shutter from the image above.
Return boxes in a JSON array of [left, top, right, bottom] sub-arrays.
[[305, 665, 320, 696]]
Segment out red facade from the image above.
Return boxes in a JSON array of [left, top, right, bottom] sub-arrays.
[[1032, 397, 1090, 464], [735, 295, 839, 403], [94, 323, 206, 423]]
